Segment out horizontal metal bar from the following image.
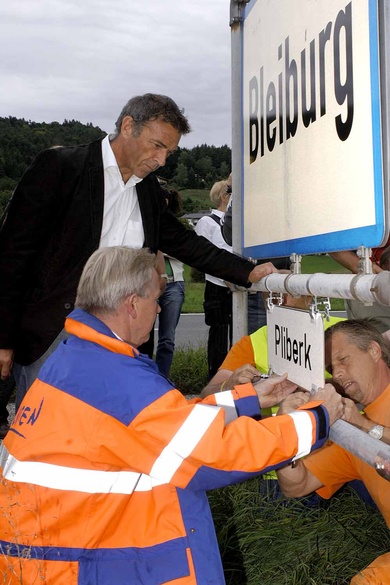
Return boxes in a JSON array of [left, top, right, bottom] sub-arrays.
[[250, 271, 390, 306], [329, 420, 390, 481]]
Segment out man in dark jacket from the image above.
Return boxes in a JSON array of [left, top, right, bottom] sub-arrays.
[[0, 93, 274, 409]]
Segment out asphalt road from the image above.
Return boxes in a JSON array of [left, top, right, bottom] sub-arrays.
[[154, 313, 208, 349]]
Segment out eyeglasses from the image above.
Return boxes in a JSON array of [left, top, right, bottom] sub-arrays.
[[226, 185, 232, 194]]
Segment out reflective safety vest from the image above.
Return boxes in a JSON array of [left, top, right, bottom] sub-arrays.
[[0, 309, 330, 584]]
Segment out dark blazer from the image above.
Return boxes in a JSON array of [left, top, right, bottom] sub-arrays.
[[0, 139, 255, 364]]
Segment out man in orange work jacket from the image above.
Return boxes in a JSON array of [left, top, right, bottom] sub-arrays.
[[0, 246, 343, 585]]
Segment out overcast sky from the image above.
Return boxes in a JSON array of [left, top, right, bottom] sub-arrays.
[[0, 0, 234, 148]]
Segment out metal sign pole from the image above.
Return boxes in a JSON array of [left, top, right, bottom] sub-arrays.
[[230, 0, 250, 343]]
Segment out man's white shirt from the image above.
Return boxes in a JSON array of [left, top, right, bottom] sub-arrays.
[[99, 135, 145, 249]]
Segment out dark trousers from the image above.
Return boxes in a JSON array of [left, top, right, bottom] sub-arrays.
[[204, 281, 232, 379], [0, 374, 15, 424]]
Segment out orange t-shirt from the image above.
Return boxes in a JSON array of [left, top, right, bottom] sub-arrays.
[[220, 335, 255, 371], [304, 383, 390, 527]]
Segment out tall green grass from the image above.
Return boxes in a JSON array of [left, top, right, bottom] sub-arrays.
[[170, 345, 208, 394], [209, 477, 389, 585]]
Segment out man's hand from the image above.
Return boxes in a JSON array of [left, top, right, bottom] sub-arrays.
[[341, 396, 364, 426], [253, 373, 297, 409], [224, 364, 262, 390], [248, 262, 276, 283], [314, 384, 344, 426], [156, 251, 167, 294], [277, 390, 311, 415], [0, 349, 14, 380]]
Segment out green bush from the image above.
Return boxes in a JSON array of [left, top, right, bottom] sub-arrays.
[[169, 345, 208, 395]]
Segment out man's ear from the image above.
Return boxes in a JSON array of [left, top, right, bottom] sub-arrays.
[[121, 116, 134, 138], [125, 294, 138, 319], [368, 340, 382, 363]]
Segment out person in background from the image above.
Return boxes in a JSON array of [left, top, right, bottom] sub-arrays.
[[276, 319, 390, 584], [0, 246, 343, 584], [0, 93, 275, 410], [156, 188, 185, 377], [195, 180, 233, 378]]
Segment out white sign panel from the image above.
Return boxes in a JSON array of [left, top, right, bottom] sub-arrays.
[[267, 305, 325, 391], [241, 0, 388, 258]]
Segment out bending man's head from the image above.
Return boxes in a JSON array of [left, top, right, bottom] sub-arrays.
[[113, 93, 191, 139], [325, 319, 390, 406]]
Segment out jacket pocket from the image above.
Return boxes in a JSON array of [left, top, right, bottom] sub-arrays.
[[77, 542, 190, 585]]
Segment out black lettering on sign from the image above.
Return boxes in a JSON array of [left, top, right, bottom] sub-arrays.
[[274, 325, 312, 370], [249, 2, 354, 163]]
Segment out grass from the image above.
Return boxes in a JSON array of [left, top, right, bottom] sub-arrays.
[[301, 254, 348, 274], [208, 477, 390, 585], [182, 255, 350, 313], [180, 188, 212, 211], [170, 345, 208, 394]]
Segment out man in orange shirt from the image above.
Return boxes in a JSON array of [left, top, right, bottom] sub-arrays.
[[277, 319, 390, 585]]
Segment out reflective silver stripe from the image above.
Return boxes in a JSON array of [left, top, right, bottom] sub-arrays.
[[287, 411, 314, 461], [214, 391, 238, 424], [149, 404, 220, 483], [0, 404, 221, 493], [0, 444, 163, 494]]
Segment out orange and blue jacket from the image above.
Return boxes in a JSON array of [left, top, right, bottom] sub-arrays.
[[0, 309, 330, 584]]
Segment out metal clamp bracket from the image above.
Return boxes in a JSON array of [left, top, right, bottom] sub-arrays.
[[266, 291, 284, 312], [309, 296, 331, 322]]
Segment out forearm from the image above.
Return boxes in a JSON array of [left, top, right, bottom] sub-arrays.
[[329, 251, 360, 273], [330, 251, 382, 274], [160, 214, 254, 285], [276, 459, 322, 497], [351, 414, 390, 446], [201, 366, 261, 398], [201, 370, 229, 397]]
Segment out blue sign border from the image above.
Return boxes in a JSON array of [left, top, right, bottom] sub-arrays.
[[241, 0, 386, 258]]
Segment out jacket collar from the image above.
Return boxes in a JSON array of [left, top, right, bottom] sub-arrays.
[[65, 308, 139, 358]]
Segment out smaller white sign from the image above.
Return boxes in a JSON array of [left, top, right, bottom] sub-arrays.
[[267, 305, 325, 392]]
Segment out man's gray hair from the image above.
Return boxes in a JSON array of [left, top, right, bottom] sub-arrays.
[[76, 247, 157, 315], [325, 319, 390, 367], [113, 93, 191, 138]]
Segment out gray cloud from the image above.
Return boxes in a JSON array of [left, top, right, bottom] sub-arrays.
[[0, 0, 233, 147]]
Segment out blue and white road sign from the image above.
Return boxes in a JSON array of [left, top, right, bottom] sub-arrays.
[[241, 0, 389, 258]]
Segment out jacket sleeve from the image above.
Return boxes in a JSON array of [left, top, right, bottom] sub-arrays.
[[0, 149, 63, 348], [159, 209, 255, 286], [128, 382, 330, 492]]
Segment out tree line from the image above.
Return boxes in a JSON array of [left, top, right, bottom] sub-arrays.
[[0, 117, 231, 216]]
